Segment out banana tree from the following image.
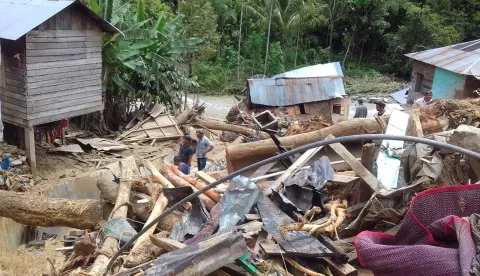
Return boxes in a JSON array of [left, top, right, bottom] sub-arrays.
[[90, 0, 202, 111]]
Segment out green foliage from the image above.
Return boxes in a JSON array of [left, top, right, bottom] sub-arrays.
[[194, 62, 232, 94], [266, 42, 284, 75], [179, 0, 221, 61], [91, 0, 480, 96]]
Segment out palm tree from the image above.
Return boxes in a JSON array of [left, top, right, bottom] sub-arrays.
[[246, 0, 305, 48]]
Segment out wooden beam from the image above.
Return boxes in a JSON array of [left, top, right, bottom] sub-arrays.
[[196, 171, 217, 184], [24, 126, 37, 176], [321, 257, 358, 276], [326, 134, 381, 191], [410, 113, 424, 138]]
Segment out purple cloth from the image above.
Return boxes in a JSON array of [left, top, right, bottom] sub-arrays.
[[355, 184, 479, 276]]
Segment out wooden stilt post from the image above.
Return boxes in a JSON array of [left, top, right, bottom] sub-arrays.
[[24, 126, 36, 176]]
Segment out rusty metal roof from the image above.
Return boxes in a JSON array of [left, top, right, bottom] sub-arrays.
[[0, 0, 119, 41], [405, 39, 480, 75], [248, 62, 346, 107]]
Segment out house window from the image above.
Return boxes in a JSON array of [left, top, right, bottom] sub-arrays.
[[332, 104, 342, 114], [415, 73, 424, 92], [299, 103, 306, 114]]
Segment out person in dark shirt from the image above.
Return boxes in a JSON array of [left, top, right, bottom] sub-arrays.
[[354, 98, 368, 118], [375, 101, 387, 117], [179, 135, 194, 170], [174, 156, 190, 175]]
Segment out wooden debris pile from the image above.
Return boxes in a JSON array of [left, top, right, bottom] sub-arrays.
[[287, 116, 331, 135], [416, 98, 480, 134]]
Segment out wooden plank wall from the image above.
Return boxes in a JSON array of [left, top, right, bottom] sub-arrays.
[[0, 37, 29, 127], [25, 5, 103, 126]]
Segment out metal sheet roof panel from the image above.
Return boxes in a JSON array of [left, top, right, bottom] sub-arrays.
[[0, 0, 118, 40], [271, 62, 344, 79], [405, 39, 480, 75]]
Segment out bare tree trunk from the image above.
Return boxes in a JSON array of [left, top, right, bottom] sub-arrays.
[[263, 0, 274, 75], [294, 32, 300, 69], [359, 39, 365, 64], [237, 0, 244, 81], [90, 180, 131, 274], [328, 23, 333, 62], [225, 118, 385, 172], [0, 191, 104, 229]]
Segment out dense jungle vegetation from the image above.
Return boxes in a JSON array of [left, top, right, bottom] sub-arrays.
[[87, 0, 480, 127]]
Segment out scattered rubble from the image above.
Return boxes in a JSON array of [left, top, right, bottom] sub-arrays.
[[3, 97, 480, 276]]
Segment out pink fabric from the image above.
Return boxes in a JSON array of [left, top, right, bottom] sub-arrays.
[[355, 184, 479, 276]]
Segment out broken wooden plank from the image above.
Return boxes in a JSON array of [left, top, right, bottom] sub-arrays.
[[257, 196, 333, 257], [326, 134, 381, 191], [196, 171, 217, 184], [322, 257, 358, 276], [259, 242, 285, 256], [267, 146, 324, 195], [250, 162, 277, 179], [245, 214, 261, 221], [410, 113, 424, 138], [331, 174, 359, 185]]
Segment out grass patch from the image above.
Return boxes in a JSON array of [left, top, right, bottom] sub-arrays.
[[343, 63, 403, 95]]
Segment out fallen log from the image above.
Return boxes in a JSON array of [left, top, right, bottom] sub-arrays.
[[90, 180, 131, 275], [97, 178, 182, 232], [192, 117, 266, 138], [125, 193, 168, 265], [175, 108, 196, 125], [225, 117, 385, 172], [160, 166, 216, 210], [166, 164, 221, 202], [123, 232, 169, 268], [0, 190, 103, 229]]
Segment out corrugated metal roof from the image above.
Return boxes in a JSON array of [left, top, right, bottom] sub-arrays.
[[405, 39, 480, 75], [271, 62, 344, 79], [248, 62, 346, 106], [0, 0, 118, 41]]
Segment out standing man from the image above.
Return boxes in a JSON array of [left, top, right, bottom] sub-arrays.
[[413, 90, 434, 108], [374, 101, 387, 117], [178, 135, 194, 174], [196, 129, 214, 171], [353, 98, 368, 118]]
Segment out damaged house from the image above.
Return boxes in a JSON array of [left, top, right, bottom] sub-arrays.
[[247, 62, 350, 124], [0, 0, 118, 173], [405, 39, 480, 103]]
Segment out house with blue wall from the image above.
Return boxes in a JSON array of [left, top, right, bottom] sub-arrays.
[[405, 39, 480, 103]]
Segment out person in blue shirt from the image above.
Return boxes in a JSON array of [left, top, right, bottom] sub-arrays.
[[195, 129, 214, 171], [178, 135, 194, 172], [174, 156, 190, 175]]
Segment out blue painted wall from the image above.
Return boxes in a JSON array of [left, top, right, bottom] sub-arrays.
[[432, 67, 466, 99]]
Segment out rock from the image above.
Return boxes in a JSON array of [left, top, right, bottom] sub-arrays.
[[2, 153, 11, 159], [19, 157, 27, 163], [351, 95, 358, 100], [383, 98, 390, 103], [368, 97, 381, 103], [10, 160, 23, 167]]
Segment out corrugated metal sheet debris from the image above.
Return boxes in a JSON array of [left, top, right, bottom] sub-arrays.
[[0, 0, 118, 41], [271, 61, 343, 79], [405, 39, 480, 75], [248, 62, 346, 106]]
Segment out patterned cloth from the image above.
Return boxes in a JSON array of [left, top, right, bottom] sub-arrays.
[[355, 185, 480, 276]]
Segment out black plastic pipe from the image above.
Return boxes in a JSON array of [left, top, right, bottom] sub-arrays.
[[104, 134, 480, 275]]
